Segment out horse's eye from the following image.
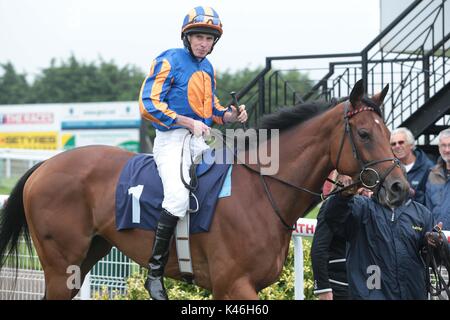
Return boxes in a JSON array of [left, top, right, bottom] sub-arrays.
[[358, 129, 370, 141]]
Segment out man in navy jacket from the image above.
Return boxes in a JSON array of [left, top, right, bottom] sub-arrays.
[[325, 192, 447, 300]]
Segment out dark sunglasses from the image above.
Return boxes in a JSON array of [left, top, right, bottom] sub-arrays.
[[390, 140, 405, 147]]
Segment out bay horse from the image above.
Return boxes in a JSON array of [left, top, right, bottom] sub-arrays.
[[0, 80, 409, 299]]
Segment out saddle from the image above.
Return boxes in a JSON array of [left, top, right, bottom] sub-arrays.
[[115, 148, 233, 280]]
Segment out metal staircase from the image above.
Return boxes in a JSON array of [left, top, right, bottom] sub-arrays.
[[229, 0, 450, 156]]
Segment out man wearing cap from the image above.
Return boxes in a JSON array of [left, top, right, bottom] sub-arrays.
[[139, 6, 247, 300]]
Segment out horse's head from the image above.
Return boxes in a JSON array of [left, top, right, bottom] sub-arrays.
[[330, 80, 410, 208]]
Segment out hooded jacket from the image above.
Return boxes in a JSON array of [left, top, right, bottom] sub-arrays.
[[325, 194, 435, 300]]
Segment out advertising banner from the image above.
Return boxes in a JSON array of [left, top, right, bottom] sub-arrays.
[[0, 131, 59, 149], [0, 102, 140, 151], [61, 129, 139, 152]]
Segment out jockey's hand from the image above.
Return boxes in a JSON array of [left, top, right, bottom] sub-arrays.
[[191, 119, 211, 137], [228, 105, 248, 123], [426, 222, 444, 248], [176, 115, 210, 137]]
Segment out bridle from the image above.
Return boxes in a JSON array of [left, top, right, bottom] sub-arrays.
[[241, 97, 401, 231], [333, 98, 400, 192]]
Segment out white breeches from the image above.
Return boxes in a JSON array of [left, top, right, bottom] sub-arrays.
[[153, 128, 209, 218]]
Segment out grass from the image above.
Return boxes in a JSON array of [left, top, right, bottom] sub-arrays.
[[304, 203, 321, 219], [0, 186, 12, 194], [0, 177, 16, 195]]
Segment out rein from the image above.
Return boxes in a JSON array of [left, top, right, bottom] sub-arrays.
[[425, 245, 450, 298], [240, 98, 399, 231], [423, 226, 450, 298], [180, 133, 200, 213]]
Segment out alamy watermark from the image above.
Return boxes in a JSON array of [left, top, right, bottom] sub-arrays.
[[366, 265, 381, 290], [66, 265, 81, 290]]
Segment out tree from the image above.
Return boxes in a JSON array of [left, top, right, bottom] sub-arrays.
[[215, 67, 263, 105], [28, 55, 145, 103], [0, 62, 29, 104]]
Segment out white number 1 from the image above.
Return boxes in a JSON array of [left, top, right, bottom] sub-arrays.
[[128, 185, 144, 223]]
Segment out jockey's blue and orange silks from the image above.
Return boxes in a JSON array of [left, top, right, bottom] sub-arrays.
[[139, 48, 229, 131]]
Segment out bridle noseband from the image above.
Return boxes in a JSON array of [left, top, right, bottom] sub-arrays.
[[242, 97, 401, 231]]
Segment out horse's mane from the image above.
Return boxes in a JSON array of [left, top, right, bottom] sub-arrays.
[[258, 100, 337, 131]]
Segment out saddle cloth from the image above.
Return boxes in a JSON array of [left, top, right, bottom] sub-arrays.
[[115, 150, 232, 233]]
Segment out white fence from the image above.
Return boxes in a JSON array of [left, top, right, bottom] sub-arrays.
[[292, 218, 317, 300], [0, 149, 61, 179], [0, 237, 138, 300]]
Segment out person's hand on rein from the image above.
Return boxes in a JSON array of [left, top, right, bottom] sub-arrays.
[[357, 187, 373, 198], [425, 222, 445, 248], [337, 175, 357, 197]]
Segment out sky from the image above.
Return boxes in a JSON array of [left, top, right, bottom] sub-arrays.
[[0, 0, 382, 79]]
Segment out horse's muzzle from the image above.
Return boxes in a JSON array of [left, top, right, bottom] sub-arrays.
[[381, 178, 410, 208]]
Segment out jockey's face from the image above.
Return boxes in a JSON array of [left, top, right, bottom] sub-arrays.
[[188, 33, 215, 59]]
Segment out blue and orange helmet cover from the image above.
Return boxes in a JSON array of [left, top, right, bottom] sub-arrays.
[[181, 6, 223, 39]]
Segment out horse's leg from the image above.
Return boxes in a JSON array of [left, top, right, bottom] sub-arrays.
[[211, 277, 259, 300], [77, 236, 112, 297], [25, 193, 95, 299], [80, 236, 112, 278], [39, 237, 110, 300], [38, 236, 113, 300]]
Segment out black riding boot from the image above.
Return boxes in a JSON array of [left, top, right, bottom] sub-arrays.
[[145, 209, 178, 300]]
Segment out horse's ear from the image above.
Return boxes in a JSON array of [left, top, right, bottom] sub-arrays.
[[371, 84, 389, 106], [350, 79, 365, 105]]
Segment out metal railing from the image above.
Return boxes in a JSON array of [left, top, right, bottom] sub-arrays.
[[0, 238, 139, 300], [229, 0, 450, 150]]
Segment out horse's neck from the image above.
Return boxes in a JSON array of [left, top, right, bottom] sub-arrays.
[[270, 110, 340, 222]]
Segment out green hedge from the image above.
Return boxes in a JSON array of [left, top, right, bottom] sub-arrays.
[[94, 238, 316, 300]]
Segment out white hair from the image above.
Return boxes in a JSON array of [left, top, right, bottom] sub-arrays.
[[438, 128, 450, 144], [391, 127, 415, 148]]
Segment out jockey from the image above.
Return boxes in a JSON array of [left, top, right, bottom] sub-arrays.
[[138, 6, 247, 300]]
